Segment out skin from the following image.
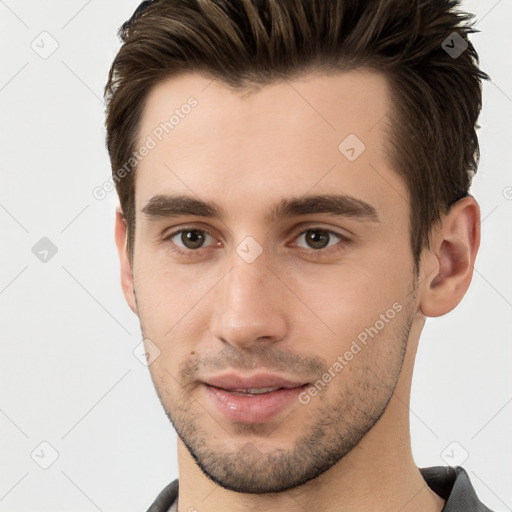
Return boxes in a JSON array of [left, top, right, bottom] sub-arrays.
[[115, 70, 480, 511]]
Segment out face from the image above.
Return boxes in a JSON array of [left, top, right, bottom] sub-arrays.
[[127, 70, 419, 493]]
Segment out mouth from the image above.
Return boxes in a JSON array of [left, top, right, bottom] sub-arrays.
[[218, 386, 288, 396], [202, 373, 308, 392], [201, 373, 309, 423]]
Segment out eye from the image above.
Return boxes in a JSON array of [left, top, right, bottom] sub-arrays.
[[294, 229, 343, 250], [164, 226, 347, 256], [169, 229, 215, 250]]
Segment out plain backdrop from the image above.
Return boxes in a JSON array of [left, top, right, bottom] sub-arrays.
[[1, 1, 511, 511]]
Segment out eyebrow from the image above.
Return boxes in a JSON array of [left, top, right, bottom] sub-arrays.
[[141, 193, 379, 223]]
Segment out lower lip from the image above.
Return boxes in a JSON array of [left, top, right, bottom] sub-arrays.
[[202, 384, 308, 424]]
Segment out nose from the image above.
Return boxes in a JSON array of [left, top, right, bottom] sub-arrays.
[[210, 257, 288, 349]]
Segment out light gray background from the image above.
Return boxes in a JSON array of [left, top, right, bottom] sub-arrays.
[[1, 1, 511, 510]]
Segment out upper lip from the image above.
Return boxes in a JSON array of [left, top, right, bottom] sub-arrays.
[[202, 373, 308, 391]]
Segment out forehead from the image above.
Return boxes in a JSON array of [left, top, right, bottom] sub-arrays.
[[134, 70, 407, 221]]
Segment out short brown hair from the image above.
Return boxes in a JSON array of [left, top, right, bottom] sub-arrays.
[[104, 0, 488, 269]]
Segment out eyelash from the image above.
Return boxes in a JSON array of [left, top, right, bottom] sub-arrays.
[[163, 225, 350, 258]]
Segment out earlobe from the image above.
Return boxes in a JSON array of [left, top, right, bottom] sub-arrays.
[[114, 207, 138, 316], [418, 196, 480, 318]]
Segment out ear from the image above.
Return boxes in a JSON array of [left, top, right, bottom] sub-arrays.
[[418, 195, 480, 317], [114, 207, 138, 315]]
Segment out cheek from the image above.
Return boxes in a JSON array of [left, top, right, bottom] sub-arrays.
[[290, 257, 409, 350], [146, 357, 189, 409], [288, 263, 410, 376], [133, 253, 218, 333]]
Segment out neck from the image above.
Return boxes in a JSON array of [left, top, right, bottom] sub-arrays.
[[176, 315, 445, 512]]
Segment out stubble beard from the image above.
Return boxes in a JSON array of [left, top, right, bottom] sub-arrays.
[[149, 305, 414, 494]]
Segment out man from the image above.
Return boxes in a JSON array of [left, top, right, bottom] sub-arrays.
[[104, 0, 492, 510]]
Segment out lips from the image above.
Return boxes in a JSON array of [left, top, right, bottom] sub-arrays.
[[202, 373, 308, 393], [201, 373, 309, 423]]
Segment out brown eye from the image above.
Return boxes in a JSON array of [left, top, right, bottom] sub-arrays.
[[181, 230, 205, 249], [295, 229, 342, 250], [171, 229, 213, 250]]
